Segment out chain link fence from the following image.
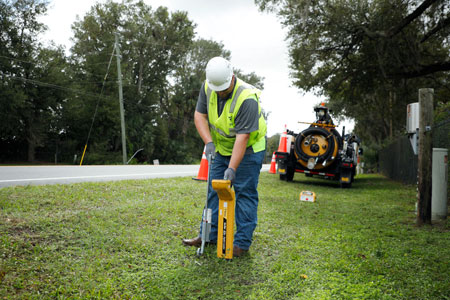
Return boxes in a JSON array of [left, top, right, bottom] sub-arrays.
[[433, 116, 450, 150], [379, 136, 418, 184], [379, 114, 449, 185]]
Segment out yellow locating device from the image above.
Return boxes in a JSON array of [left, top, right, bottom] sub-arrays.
[[212, 179, 235, 260]]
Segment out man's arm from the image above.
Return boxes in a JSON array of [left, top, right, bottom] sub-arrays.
[[228, 133, 250, 171], [194, 111, 212, 144]]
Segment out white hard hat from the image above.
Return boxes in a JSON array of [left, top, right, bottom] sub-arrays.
[[205, 57, 233, 91]]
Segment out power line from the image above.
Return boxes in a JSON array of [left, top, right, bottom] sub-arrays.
[[0, 35, 232, 84], [80, 43, 117, 165], [0, 55, 117, 81], [0, 54, 112, 67], [1, 73, 109, 99], [1, 70, 202, 105], [75, 36, 229, 54]]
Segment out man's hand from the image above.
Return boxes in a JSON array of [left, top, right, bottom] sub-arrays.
[[205, 142, 215, 159], [224, 168, 236, 185]]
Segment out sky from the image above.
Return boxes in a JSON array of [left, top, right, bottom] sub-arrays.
[[39, 0, 354, 137]]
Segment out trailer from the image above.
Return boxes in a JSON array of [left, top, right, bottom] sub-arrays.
[[276, 103, 361, 188]]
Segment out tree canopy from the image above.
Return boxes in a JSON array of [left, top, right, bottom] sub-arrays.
[[0, 0, 68, 162], [256, 0, 450, 144]]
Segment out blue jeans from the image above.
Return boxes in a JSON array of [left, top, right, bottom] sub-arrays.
[[200, 150, 265, 250]]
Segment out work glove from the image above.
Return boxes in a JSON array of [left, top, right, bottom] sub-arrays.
[[205, 142, 215, 160], [224, 168, 236, 186]]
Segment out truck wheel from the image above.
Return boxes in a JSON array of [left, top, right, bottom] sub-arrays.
[[340, 181, 352, 188], [286, 167, 295, 182]]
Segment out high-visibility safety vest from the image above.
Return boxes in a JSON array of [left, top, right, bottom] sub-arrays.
[[205, 77, 267, 156]]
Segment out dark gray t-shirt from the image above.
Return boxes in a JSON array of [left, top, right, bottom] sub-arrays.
[[196, 82, 259, 134]]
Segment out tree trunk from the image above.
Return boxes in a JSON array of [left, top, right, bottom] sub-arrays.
[[25, 117, 37, 162], [389, 91, 393, 140], [27, 136, 36, 163], [137, 54, 143, 96]]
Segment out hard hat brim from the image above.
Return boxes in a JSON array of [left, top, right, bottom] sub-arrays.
[[207, 78, 232, 92]]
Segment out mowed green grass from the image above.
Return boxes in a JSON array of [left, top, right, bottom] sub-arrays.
[[0, 173, 449, 299]]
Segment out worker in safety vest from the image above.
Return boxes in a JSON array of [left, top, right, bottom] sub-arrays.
[[182, 57, 267, 257]]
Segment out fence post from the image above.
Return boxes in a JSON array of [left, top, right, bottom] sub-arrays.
[[417, 88, 433, 225]]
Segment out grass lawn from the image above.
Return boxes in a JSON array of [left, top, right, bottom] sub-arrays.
[[0, 173, 449, 299]]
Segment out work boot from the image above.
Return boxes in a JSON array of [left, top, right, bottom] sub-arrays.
[[233, 245, 248, 257], [182, 237, 202, 247]]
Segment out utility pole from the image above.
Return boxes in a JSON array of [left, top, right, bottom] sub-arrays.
[[115, 32, 127, 164], [417, 88, 433, 225]]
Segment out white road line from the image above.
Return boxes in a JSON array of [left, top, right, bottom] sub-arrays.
[[0, 171, 195, 183]]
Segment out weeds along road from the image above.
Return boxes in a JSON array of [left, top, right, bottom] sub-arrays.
[[0, 164, 270, 188]]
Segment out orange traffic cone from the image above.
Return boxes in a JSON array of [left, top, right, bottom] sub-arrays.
[[192, 148, 208, 181], [269, 152, 277, 174], [277, 124, 287, 152]]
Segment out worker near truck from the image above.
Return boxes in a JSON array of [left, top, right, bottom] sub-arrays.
[[182, 57, 267, 257], [315, 103, 334, 125]]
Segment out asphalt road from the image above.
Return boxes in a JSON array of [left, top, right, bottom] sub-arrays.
[[0, 164, 270, 188]]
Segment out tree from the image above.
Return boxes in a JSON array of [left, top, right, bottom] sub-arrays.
[[256, 0, 450, 143], [0, 0, 70, 162], [25, 47, 70, 162]]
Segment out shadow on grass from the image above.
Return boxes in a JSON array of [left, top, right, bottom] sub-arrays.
[[165, 246, 264, 299], [354, 174, 411, 191], [277, 173, 407, 191], [289, 178, 341, 189]]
